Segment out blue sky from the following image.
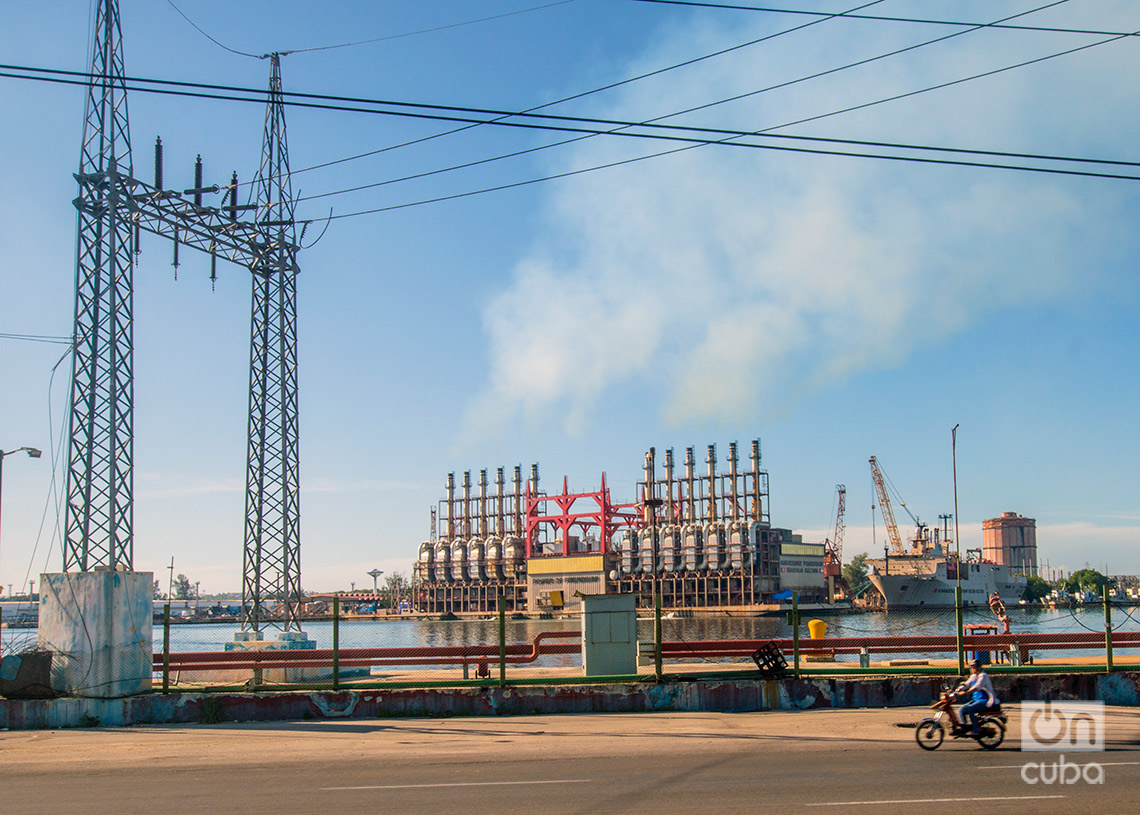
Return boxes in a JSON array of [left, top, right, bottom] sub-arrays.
[[1, 0, 1138, 594]]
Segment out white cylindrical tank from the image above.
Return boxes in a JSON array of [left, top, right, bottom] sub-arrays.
[[435, 540, 452, 582], [486, 536, 504, 580], [704, 522, 725, 570], [746, 520, 763, 568], [660, 525, 681, 573], [451, 540, 468, 582], [467, 538, 486, 581], [620, 529, 639, 575], [682, 523, 703, 572], [639, 528, 657, 574], [726, 521, 746, 569], [503, 535, 524, 577], [418, 541, 435, 581]]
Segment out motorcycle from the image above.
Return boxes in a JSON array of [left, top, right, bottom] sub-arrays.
[[915, 684, 1007, 750]]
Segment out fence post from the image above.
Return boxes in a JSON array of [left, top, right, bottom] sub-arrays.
[[162, 602, 171, 693], [792, 591, 800, 678], [332, 596, 340, 691], [498, 594, 507, 687], [654, 586, 663, 682], [1103, 585, 1114, 672], [955, 587, 965, 674]]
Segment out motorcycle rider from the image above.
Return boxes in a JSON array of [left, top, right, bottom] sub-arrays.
[[958, 658, 998, 736]]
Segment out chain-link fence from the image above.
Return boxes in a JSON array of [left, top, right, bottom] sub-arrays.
[[141, 587, 1140, 693], [5, 590, 1138, 698]]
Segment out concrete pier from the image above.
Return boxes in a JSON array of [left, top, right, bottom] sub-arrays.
[[37, 570, 153, 698]]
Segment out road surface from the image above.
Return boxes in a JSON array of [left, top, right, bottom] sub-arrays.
[[2, 705, 1138, 814]]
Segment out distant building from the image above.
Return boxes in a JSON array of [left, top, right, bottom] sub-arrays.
[[983, 512, 1038, 576]]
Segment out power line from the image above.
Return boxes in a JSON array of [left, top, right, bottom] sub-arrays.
[[0, 332, 73, 345], [165, 0, 580, 60], [5, 49, 1138, 225], [293, 0, 1080, 202], [311, 3, 1140, 218], [320, 133, 1140, 222], [626, 0, 1140, 38], [287, 0, 888, 177], [636, 1, 1076, 134], [5, 58, 1135, 175]]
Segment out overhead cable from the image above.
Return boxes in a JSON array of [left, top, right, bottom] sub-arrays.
[[5, 59, 1135, 174], [288, 0, 888, 177], [626, 0, 1140, 39], [300, 0, 1094, 204]]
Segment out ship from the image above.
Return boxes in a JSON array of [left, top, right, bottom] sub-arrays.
[[864, 455, 1027, 608], [866, 524, 1027, 608]]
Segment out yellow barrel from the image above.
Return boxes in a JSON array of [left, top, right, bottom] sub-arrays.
[[807, 619, 827, 639]]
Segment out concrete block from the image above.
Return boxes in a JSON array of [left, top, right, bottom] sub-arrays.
[[221, 630, 322, 684], [37, 571, 153, 698]]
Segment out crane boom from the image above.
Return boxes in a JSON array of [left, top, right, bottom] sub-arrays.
[[831, 484, 846, 563], [869, 457, 904, 553]]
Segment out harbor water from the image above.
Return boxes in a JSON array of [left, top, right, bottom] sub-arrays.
[[5, 605, 1138, 669]]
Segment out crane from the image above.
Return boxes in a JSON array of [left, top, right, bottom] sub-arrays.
[[868, 456, 904, 553], [823, 484, 846, 565], [823, 484, 846, 602]]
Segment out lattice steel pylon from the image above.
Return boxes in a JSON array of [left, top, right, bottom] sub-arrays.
[[64, 1, 304, 635], [241, 53, 302, 633], [65, 0, 135, 571]]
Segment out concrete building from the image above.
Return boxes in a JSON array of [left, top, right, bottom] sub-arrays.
[[982, 512, 1038, 576]]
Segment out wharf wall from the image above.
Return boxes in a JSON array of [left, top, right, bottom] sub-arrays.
[[3, 672, 1138, 730]]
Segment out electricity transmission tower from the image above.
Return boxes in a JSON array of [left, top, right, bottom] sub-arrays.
[[66, 0, 304, 633]]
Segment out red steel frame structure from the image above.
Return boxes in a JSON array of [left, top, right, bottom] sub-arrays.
[[524, 474, 640, 559]]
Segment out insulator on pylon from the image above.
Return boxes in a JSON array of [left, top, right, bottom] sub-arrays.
[[134, 220, 141, 257], [228, 171, 238, 221], [154, 137, 164, 190], [210, 244, 217, 291], [172, 226, 180, 279], [194, 155, 203, 207]]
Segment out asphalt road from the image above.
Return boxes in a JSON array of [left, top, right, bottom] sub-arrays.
[[3, 705, 1139, 814]]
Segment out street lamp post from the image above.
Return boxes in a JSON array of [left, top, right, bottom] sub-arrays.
[[952, 424, 964, 674], [0, 447, 42, 576], [0, 446, 41, 642]]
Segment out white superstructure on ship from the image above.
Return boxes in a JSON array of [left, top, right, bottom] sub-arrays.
[[867, 551, 1026, 608]]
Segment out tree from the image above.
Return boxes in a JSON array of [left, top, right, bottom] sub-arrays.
[[172, 573, 193, 600], [1062, 569, 1111, 596], [842, 553, 871, 596], [383, 572, 410, 607], [1021, 575, 1053, 603], [153, 582, 167, 601]]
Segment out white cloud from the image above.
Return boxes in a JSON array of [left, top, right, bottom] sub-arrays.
[[462, 5, 1138, 440]]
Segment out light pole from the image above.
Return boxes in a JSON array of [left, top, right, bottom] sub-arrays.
[[952, 424, 964, 674]]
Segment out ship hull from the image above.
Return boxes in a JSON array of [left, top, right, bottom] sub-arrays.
[[867, 558, 1025, 608]]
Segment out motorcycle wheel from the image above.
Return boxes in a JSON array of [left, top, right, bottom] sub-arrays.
[[915, 719, 945, 750], [976, 719, 1005, 750]]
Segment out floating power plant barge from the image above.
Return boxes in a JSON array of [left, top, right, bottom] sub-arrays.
[[413, 441, 834, 615]]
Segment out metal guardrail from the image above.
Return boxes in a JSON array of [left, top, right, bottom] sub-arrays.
[[662, 632, 1140, 659], [153, 630, 579, 672], [151, 630, 1139, 678]]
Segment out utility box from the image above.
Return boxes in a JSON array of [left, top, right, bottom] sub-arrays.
[[580, 593, 636, 677], [38, 570, 153, 698]]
